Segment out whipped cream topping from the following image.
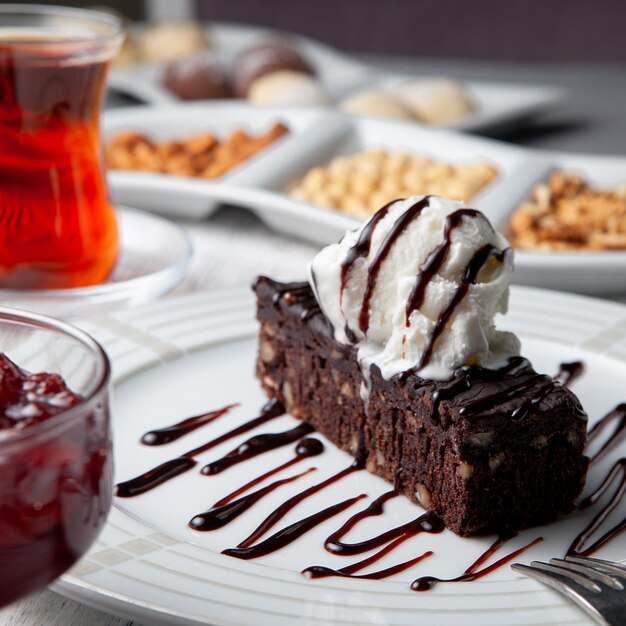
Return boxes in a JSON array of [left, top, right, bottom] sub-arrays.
[[309, 195, 520, 381]]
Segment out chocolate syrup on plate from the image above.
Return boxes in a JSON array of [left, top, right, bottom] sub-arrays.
[[411, 533, 543, 591], [324, 489, 399, 553], [236, 457, 365, 549], [115, 399, 284, 498], [303, 547, 433, 580], [586, 403, 626, 465], [568, 458, 626, 557], [200, 422, 314, 475], [325, 503, 444, 556], [222, 494, 367, 560], [565, 405, 626, 557], [190, 467, 317, 532], [141, 403, 238, 445], [212, 438, 324, 508], [302, 492, 443, 580], [556, 361, 584, 387]]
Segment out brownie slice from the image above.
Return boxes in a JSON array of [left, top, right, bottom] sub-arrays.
[[253, 276, 589, 536]]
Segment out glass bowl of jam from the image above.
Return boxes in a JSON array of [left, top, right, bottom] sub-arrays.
[[0, 306, 112, 608]]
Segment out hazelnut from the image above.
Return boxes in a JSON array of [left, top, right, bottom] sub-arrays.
[[416, 484, 433, 509], [259, 339, 276, 363], [489, 452, 506, 472], [262, 375, 277, 391], [457, 462, 474, 480], [281, 381, 294, 409], [340, 382, 353, 398]]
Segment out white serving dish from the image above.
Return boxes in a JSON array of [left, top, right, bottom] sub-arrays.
[[108, 22, 564, 135], [104, 102, 626, 295]]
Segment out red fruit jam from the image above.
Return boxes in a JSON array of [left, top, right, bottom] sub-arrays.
[[0, 353, 112, 607]]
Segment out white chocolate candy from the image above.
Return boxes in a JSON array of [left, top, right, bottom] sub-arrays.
[[247, 70, 328, 106]]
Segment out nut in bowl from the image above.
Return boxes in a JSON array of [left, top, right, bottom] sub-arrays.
[[0, 308, 112, 607], [508, 171, 626, 251], [289, 148, 498, 219], [105, 122, 289, 179]]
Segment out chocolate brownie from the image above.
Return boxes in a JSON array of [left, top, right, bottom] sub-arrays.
[[253, 276, 589, 536]]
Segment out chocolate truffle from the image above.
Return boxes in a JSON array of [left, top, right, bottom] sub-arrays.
[[340, 89, 414, 120], [248, 70, 328, 106], [393, 78, 475, 125], [233, 38, 314, 98], [163, 53, 232, 100]]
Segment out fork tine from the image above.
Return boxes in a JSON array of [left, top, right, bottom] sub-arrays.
[[566, 556, 626, 581], [512, 563, 610, 626], [526, 561, 603, 592], [550, 558, 624, 591]]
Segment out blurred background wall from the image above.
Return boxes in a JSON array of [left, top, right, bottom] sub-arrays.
[[194, 0, 625, 63], [6, 0, 625, 62]]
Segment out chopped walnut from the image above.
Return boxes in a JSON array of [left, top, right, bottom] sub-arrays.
[[508, 172, 626, 251]]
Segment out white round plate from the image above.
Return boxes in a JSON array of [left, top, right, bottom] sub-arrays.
[[0, 207, 192, 318], [53, 286, 626, 626]]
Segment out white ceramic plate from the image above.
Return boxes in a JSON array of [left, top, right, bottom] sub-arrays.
[[108, 22, 563, 135], [104, 103, 626, 295], [0, 207, 192, 318], [53, 286, 626, 626]]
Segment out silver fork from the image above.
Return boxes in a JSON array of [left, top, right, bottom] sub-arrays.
[[512, 556, 626, 626]]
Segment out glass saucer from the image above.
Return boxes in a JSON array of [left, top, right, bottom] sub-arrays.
[[0, 207, 192, 318]]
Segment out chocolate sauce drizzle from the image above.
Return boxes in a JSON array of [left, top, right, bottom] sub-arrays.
[[325, 489, 399, 553], [586, 403, 626, 465], [405, 208, 491, 324], [555, 361, 584, 387], [340, 199, 396, 295], [412, 533, 543, 591], [565, 404, 626, 557], [339, 199, 397, 343], [222, 494, 367, 560], [414, 244, 506, 372], [212, 438, 324, 508], [358, 196, 432, 334], [200, 422, 314, 475], [303, 548, 433, 581], [324, 495, 445, 556], [115, 399, 284, 498], [140, 403, 238, 446], [568, 458, 626, 557], [302, 491, 444, 580], [189, 439, 324, 531], [190, 467, 317, 532], [235, 457, 365, 549], [458, 373, 549, 418]]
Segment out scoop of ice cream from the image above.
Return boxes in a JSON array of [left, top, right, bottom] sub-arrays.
[[394, 78, 475, 125], [340, 90, 413, 120], [247, 70, 328, 106], [309, 195, 520, 381]]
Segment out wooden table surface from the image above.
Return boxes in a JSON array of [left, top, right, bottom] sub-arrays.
[[3, 54, 625, 625]]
